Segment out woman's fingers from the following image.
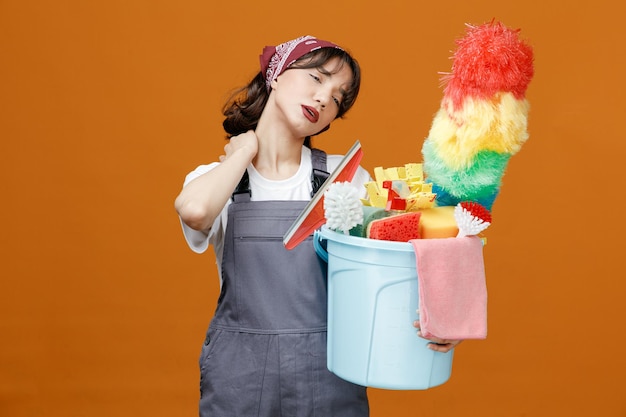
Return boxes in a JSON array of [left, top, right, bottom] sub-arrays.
[[413, 319, 461, 353], [427, 340, 461, 353]]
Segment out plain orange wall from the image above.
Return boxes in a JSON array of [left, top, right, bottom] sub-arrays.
[[2, 1, 625, 416]]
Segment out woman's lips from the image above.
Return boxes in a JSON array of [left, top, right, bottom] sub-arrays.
[[302, 105, 319, 123]]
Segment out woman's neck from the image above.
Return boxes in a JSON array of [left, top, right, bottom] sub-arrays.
[[253, 122, 304, 180]]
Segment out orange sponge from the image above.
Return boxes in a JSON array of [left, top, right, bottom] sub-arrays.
[[367, 212, 422, 242]]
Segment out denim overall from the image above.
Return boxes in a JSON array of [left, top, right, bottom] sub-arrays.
[[199, 149, 369, 417]]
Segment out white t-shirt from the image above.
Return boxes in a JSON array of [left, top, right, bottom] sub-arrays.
[[179, 146, 371, 281]]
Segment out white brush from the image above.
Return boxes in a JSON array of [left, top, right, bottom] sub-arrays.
[[454, 201, 492, 238], [324, 182, 364, 234]]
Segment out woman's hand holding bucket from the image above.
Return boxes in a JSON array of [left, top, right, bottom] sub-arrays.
[[413, 319, 462, 353]]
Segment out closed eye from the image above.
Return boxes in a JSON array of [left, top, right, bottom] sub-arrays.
[[334, 88, 346, 107], [310, 71, 342, 107]]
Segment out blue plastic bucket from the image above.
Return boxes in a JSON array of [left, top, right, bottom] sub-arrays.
[[314, 226, 453, 390]]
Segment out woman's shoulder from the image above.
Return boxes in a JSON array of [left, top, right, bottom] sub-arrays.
[[182, 162, 220, 186], [325, 153, 344, 171]]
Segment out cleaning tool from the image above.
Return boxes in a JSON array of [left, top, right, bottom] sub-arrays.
[[422, 20, 534, 210], [367, 211, 422, 242], [454, 201, 491, 238], [283, 140, 363, 249], [324, 182, 364, 234], [410, 236, 488, 340]]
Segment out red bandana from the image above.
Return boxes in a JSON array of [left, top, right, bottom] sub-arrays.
[[259, 35, 342, 92]]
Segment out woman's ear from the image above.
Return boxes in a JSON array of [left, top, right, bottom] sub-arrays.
[[270, 77, 278, 90]]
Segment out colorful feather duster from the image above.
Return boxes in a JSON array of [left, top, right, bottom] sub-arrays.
[[422, 20, 535, 210]]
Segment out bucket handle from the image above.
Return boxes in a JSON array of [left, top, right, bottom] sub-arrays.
[[313, 230, 328, 263]]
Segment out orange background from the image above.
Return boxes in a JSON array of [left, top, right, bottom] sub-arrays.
[[1, 0, 625, 416]]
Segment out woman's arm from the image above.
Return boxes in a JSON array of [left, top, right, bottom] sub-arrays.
[[175, 130, 258, 232]]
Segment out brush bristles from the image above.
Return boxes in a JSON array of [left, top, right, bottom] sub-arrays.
[[324, 182, 364, 234]]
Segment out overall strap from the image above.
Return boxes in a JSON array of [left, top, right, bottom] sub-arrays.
[[231, 148, 330, 202], [310, 148, 329, 197], [232, 170, 251, 202]]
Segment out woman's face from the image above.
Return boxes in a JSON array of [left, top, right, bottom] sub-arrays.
[[270, 57, 354, 138]]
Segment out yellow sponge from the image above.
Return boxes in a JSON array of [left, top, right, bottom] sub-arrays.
[[417, 206, 458, 239]]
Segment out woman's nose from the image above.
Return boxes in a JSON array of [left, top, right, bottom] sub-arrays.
[[315, 93, 329, 108], [314, 87, 333, 108]]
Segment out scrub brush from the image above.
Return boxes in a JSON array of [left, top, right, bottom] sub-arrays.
[[454, 201, 491, 237], [324, 182, 364, 234]]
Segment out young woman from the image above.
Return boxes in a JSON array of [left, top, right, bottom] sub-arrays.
[[175, 35, 370, 416]]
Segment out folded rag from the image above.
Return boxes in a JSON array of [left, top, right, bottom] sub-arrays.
[[410, 236, 487, 340]]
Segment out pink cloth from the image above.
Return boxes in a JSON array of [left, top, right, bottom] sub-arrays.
[[410, 236, 487, 340]]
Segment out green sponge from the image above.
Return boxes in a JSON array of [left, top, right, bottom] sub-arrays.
[[348, 206, 392, 237]]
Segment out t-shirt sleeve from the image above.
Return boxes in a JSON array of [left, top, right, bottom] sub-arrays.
[[178, 163, 221, 254]]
